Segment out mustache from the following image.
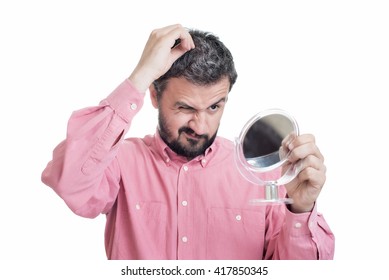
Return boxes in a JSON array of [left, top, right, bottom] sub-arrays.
[[178, 127, 208, 139]]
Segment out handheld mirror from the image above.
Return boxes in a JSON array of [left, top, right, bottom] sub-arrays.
[[234, 109, 301, 204]]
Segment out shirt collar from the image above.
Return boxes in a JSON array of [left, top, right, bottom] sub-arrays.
[[152, 129, 216, 167]]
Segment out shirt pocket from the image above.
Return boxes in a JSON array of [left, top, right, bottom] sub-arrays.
[[206, 207, 265, 259], [134, 201, 168, 259]]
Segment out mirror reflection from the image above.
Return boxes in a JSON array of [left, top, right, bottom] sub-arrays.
[[243, 113, 296, 171]]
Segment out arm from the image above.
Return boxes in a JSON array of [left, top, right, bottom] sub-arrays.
[[264, 134, 335, 259], [41, 80, 144, 218], [41, 24, 195, 218], [264, 203, 335, 260]]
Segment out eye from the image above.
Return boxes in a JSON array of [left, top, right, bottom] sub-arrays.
[[178, 106, 195, 114], [209, 104, 220, 112]]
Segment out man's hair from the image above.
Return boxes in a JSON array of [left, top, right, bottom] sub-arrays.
[[152, 29, 238, 99]]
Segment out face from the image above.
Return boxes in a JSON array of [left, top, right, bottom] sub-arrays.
[[150, 77, 230, 160]]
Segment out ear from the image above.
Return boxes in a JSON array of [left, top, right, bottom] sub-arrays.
[[149, 84, 159, 109]]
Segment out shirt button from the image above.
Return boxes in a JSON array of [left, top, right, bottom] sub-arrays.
[[135, 204, 141, 210], [294, 222, 302, 228], [183, 165, 188, 171], [235, 215, 242, 221], [130, 103, 137, 110], [182, 236, 188, 243], [182, 200, 188, 207]]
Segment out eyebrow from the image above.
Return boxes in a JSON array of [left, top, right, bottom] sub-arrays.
[[174, 97, 227, 110]]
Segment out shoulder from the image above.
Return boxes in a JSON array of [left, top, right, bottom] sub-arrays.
[[120, 134, 153, 152], [214, 136, 234, 151], [209, 136, 235, 163]]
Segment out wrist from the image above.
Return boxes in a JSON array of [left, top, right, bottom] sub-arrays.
[[288, 203, 314, 214], [128, 68, 154, 93]]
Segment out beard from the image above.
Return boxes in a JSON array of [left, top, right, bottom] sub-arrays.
[[158, 111, 218, 160]]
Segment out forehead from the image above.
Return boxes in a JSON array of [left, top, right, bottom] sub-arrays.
[[162, 77, 230, 108]]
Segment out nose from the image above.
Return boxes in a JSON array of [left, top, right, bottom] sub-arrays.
[[188, 111, 207, 136]]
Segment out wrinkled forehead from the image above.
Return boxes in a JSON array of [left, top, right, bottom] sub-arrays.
[[163, 77, 230, 109]]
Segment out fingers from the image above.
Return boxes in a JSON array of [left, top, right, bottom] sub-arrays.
[[150, 24, 195, 53], [281, 132, 297, 147], [146, 24, 196, 71], [286, 134, 324, 163], [295, 155, 326, 187], [286, 134, 326, 188], [283, 134, 326, 212], [129, 24, 195, 92]]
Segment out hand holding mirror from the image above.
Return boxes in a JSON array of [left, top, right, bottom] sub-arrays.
[[234, 109, 302, 204]]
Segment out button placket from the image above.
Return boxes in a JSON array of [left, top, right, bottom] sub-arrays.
[[177, 163, 191, 258]]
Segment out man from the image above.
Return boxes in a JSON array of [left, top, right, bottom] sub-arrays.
[[41, 24, 335, 259]]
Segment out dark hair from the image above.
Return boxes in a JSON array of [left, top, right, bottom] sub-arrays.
[[152, 29, 238, 99]]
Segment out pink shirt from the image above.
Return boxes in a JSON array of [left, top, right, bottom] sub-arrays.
[[41, 80, 335, 260]]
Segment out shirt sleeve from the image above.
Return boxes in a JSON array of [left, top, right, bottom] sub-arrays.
[[264, 203, 335, 259], [41, 79, 144, 218]]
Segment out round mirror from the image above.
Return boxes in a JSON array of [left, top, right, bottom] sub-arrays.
[[234, 109, 300, 204]]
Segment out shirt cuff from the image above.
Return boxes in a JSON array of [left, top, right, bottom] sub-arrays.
[[283, 203, 318, 237], [105, 79, 145, 123]]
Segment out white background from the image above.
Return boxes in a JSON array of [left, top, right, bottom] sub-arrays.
[[1, 0, 388, 270]]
